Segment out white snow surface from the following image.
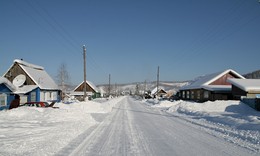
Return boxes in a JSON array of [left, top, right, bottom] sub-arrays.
[[228, 78, 260, 92], [0, 97, 124, 156], [1, 96, 260, 155], [146, 99, 260, 152]]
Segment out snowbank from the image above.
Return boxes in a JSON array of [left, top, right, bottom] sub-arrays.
[[144, 99, 260, 152], [152, 100, 260, 129], [0, 97, 123, 156]]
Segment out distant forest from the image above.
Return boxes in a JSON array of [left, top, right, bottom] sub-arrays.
[[243, 70, 260, 79]]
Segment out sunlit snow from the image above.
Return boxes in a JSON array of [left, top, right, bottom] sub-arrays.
[[0, 96, 259, 155]]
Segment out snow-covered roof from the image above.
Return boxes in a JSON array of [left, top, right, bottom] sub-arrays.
[[0, 77, 16, 91], [13, 59, 59, 90], [227, 78, 260, 92], [202, 85, 231, 92], [87, 81, 99, 93], [151, 87, 166, 95], [70, 91, 94, 96], [180, 69, 245, 91], [14, 59, 44, 70], [73, 80, 99, 93], [14, 85, 38, 94]]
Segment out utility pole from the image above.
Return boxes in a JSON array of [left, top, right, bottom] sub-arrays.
[[83, 45, 87, 100], [115, 83, 117, 96], [144, 80, 146, 92], [108, 74, 111, 97], [157, 66, 159, 97]]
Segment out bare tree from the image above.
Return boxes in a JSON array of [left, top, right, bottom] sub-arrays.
[[56, 63, 70, 100], [104, 84, 113, 97]]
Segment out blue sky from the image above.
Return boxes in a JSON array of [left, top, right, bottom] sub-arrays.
[[1, 0, 260, 85]]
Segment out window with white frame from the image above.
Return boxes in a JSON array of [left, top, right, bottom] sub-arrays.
[[197, 90, 201, 99], [186, 91, 190, 99], [204, 91, 209, 99], [31, 92, 36, 101], [51, 92, 57, 100], [45, 92, 51, 101], [0, 93, 7, 106], [191, 91, 194, 99], [40, 92, 45, 101]]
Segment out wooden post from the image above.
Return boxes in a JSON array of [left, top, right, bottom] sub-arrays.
[[83, 45, 87, 100], [157, 66, 159, 97]]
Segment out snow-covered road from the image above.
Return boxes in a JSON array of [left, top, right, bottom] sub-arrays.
[[63, 96, 254, 156]]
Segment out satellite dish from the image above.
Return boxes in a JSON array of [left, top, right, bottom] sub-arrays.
[[13, 74, 26, 87]]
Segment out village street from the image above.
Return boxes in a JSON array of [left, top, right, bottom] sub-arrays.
[[57, 96, 254, 156]]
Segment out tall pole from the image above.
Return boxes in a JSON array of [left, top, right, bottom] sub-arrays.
[[157, 66, 159, 97], [83, 45, 87, 100], [108, 74, 111, 97], [144, 80, 147, 92]]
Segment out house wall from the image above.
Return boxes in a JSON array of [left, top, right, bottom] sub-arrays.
[[181, 89, 231, 102], [39, 90, 60, 102], [157, 89, 167, 97], [24, 88, 60, 102], [0, 93, 15, 110], [181, 89, 204, 101], [210, 72, 238, 85], [4, 63, 36, 85], [0, 84, 11, 93], [20, 95, 28, 104], [211, 93, 229, 100], [246, 93, 260, 98], [27, 88, 39, 102], [75, 83, 96, 93], [0, 84, 14, 110], [231, 85, 247, 100]]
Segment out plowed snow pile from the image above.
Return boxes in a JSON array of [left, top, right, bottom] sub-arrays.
[[145, 99, 260, 152], [0, 97, 124, 156]]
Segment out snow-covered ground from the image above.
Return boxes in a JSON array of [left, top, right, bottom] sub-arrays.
[[0, 96, 259, 155], [0, 97, 124, 156], [145, 99, 260, 152]]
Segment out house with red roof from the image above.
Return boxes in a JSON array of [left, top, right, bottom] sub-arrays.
[[179, 69, 245, 102]]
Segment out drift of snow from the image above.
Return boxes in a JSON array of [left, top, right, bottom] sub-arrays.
[[0, 96, 259, 155], [0, 97, 124, 156], [145, 99, 260, 152]]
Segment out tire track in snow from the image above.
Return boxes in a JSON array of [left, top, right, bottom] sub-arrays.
[[66, 97, 154, 156]]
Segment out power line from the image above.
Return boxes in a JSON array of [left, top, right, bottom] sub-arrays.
[[10, 0, 77, 54], [33, 0, 81, 50], [33, 0, 109, 78], [13, 0, 109, 82], [24, 0, 80, 55], [173, 0, 255, 65]]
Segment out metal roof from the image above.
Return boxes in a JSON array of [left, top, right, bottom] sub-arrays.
[[180, 69, 245, 91]]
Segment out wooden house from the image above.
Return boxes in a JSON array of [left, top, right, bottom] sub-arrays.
[[179, 69, 245, 102], [0, 77, 16, 110], [3, 59, 61, 104], [227, 79, 260, 99], [151, 87, 167, 98], [70, 80, 100, 101]]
